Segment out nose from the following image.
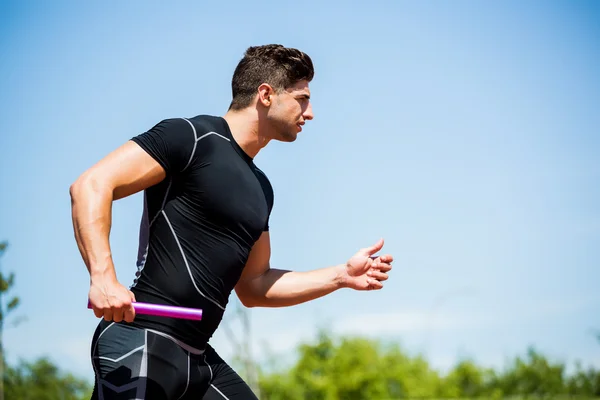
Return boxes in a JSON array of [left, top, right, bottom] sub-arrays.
[[303, 102, 314, 121]]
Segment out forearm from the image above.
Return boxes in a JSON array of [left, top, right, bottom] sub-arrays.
[[242, 265, 348, 308], [70, 175, 116, 284]]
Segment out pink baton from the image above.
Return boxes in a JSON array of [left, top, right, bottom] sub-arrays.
[[87, 301, 203, 320]]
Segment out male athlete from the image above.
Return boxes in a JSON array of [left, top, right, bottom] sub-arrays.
[[70, 44, 394, 399]]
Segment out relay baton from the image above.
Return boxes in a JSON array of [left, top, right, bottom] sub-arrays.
[[87, 301, 203, 321]]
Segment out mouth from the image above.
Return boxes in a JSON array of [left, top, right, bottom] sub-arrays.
[[297, 122, 304, 132]]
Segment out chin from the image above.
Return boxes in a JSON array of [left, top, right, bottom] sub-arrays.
[[278, 131, 298, 142]]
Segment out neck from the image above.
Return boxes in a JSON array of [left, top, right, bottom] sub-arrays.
[[223, 107, 270, 159]]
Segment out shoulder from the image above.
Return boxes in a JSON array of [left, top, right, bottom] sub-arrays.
[[130, 117, 200, 174], [132, 117, 197, 147], [254, 166, 274, 209], [254, 166, 271, 184], [146, 117, 194, 134], [134, 114, 228, 150]]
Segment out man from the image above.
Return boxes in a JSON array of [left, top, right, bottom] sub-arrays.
[[70, 44, 393, 399]]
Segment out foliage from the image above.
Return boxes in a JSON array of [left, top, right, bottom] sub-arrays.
[[1, 329, 598, 399], [0, 240, 20, 327], [258, 330, 600, 399], [0, 240, 22, 400], [0, 240, 92, 399], [4, 357, 93, 400]]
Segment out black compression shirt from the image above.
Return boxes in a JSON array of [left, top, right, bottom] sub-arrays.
[[128, 114, 273, 349]]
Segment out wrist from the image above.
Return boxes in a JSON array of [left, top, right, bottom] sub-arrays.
[[90, 265, 117, 285], [334, 263, 350, 289]]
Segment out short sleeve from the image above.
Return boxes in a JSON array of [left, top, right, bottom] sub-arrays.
[[131, 118, 195, 174], [255, 167, 274, 231]]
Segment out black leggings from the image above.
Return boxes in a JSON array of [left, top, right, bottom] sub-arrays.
[[90, 320, 258, 399]]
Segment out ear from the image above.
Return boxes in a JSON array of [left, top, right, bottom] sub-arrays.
[[257, 83, 274, 107]]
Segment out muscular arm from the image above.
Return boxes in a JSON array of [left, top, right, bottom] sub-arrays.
[[234, 232, 349, 308], [70, 140, 165, 321], [71, 140, 165, 278], [235, 231, 395, 309]]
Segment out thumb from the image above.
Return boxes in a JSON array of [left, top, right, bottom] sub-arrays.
[[361, 238, 384, 256], [129, 291, 137, 302]]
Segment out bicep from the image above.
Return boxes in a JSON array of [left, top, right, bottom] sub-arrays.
[[74, 140, 166, 200], [235, 231, 271, 295]]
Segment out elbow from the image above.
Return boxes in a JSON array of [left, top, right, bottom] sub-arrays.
[[238, 294, 260, 308], [69, 177, 85, 204], [69, 172, 109, 204], [236, 287, 265, 308], [70, 175, 91, 205]]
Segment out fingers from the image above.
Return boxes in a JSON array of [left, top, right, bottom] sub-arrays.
[[89, 287, 134, 323], [367, 269, 389, 282], [378, 254, 394, 264], [366, 278, 384, 290], [365, 256, 392, 290], [123, 290, 137, 323], [107, 298, 131, 323], [103, 307, 114, 322], [93, 307, 103, 319], [95, 302, 134, 323], [89, 299, 114, 321], [362, 238, 384, 256], [371, 253, 393, 272], [123, 304, 136, 323], [372, 261, 392, 273], [370, 254, 393, 264]]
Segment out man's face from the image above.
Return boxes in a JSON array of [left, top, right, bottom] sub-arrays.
[[267, 80, 314, 142]]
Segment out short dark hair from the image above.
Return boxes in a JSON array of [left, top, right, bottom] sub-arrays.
[[228, 44, 314, 110]]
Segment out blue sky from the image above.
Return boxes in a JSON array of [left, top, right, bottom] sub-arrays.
[[1, 0, 599, 382]]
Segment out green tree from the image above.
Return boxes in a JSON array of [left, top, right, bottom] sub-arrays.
[[259, 330, 444, 400], [5, 357, 92, 400], [286, 329, 336, 400], [258, 330, 600, 400], [0, 241, 20, 400], [566, 361, 600, 397], [442, 359, 485, 397], [497, 346, 566, 397]]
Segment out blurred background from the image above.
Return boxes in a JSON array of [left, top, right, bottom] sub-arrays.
[[1, 0, 599, 399]]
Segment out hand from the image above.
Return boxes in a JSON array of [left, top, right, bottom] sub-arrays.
[[343, 238, 393, 291], [89, 277, 136, 323]]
